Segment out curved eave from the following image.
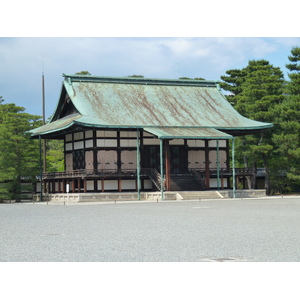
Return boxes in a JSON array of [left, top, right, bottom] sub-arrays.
[[30, 116, 273, 139], [29, 114, 82, 139], [219, 123, 273, 136]]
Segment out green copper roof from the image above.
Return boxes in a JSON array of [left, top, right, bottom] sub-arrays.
[[145, 127, 233, 139], [30, 74, 273, 138]]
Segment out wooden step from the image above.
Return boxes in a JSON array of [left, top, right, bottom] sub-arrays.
[[169, 174, 203, 191]]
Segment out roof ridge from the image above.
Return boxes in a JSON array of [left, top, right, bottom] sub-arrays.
[[62, 74, 218, 86]]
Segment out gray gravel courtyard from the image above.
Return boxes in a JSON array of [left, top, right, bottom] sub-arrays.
[[1, 197, 300, 262]]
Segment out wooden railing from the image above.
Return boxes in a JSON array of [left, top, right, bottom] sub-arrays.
[[43, 167, 255, 180], [188, 168, 255, 176], [43, 168, 158, 179], [189, 169, 206, 189], [148, 169, 162, 191]]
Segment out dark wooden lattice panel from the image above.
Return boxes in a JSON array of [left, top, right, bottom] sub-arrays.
[[73, 150, 85, 170]]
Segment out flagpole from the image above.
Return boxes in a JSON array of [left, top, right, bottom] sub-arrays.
[[41, 57, 47, 198], [42, 71, 46, 172]]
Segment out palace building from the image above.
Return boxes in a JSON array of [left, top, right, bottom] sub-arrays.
[[30, 74, 272, 198]]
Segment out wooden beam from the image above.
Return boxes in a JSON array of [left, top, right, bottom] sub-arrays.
[[165, 140, 170, 191], [205, 140, 210, 189]]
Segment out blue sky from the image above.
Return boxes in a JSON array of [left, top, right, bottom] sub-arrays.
[[0, 37, 299, 119]]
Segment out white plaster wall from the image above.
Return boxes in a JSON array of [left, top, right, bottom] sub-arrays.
[[210, 178, 228, 188], [86, 180, 94, 190], [122, 180, 136, 190], [103, 180, 118, 190], [144, 179, 152, 189]]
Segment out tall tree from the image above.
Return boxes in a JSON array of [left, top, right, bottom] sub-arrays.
[[0, 102, 42, 202], [272, 46, 300, 190], [220, 60, 285, 194]]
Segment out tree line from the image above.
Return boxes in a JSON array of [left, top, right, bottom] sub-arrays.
[[220, 46, 300, 194], [0, 102, 63, 202], [1, 47, 300, 200]]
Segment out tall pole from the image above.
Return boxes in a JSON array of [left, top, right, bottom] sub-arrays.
[[160, 139, 164, 201], [232, 138, 236, 198], [39, 135, 43, 201], [217, 140, 220, 190], [42, 72, 47, 173], [136, 129, 141, 200]]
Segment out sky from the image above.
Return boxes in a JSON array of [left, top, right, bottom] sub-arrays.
[[0, 37, 299, 119]]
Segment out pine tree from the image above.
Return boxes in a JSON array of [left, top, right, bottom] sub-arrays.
[[220, 60, 285, 194], [0, 102, 42, 201], [272, 46, 300, 189], [220, 68, 247, 107]]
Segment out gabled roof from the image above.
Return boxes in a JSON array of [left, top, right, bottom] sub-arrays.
[[30, 74, 273, 139]]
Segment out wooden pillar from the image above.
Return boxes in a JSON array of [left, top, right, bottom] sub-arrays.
[[84, 178, 87, 192], [58, 180, 61, 193], [221, 174, 224, 190], [72, 180, 75, 193], [205, 140, 210, 190], [118, 178, 122, 192], [136, 128, 141, 200], [160, 139, 164, 200], [117, 130, 121, 171], [232, 138, 236, 198], [165, 140, 170, 191], [78, 178, 81, 193], [62, 180, 66, 193], [93, 130, 98, 171], [43, 180, 47, 193], [101, 178, 104, 192]]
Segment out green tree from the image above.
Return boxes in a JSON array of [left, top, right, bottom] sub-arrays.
[[220, 68, 247, 106], [46, 139, 64, 172], [128, 75, 144, 78], [272, 46, 300, 190], [285, 47, 300, 94], [0, 102, 42, 202], [75, 71, 91, 75], [221, 60, 285, 194]]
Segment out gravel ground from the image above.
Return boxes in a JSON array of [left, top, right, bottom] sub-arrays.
[[1, 197, 300, 262]]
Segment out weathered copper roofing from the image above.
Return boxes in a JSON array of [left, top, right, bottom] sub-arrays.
[[145, 127, 233, 139], [30, 74, 273, 138]]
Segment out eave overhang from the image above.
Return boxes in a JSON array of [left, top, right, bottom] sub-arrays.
[[29, 74, 274, 139]]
